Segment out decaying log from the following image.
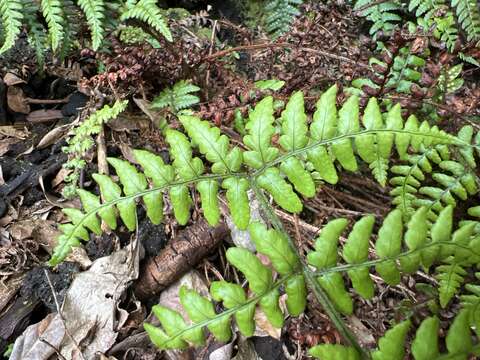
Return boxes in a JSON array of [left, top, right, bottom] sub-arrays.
[[134, 219, 229, 300]]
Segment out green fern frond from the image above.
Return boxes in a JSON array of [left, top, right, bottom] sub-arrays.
[[151, 80, 200, 114], [41, 0, 64, 51], [451, 0, 480, 41], [77, 0, 105, 50], [50, 86, 465, 264], [461, 272, 480, 337], [390, 125, 478, 220], [120, 0, 172, 42], [264, 0, 303, 39], [58, 0, 79, 60], [61, 100, 129, 200], [24, 0, 47, 69], [0, 0, 23, 54], [144, 208, 478, 352]]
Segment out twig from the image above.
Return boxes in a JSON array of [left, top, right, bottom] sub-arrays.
[[205, 20, 218, 99], [202, 42, 369, 69], [26, 96, 71, 105], [43, 269, 86, 360], [39, 338, 68, 360]]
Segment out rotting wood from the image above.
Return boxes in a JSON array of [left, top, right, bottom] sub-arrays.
[[134, 219, 229, 300]]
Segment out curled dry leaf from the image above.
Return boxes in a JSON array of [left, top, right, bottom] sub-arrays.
[[7, 86, 30, 114], [36, 123, 72, 149], [3, 73, 26, 86], [133, 97, 167, 129]]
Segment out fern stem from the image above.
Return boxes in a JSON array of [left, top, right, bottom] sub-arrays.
[[202, 42, 370, 69], [249, 180, 369, 358]]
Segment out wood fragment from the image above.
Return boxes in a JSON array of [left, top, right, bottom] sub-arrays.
[[134, 219, 229, 300]]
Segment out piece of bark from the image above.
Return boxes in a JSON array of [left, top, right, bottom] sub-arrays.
[[134, 219, 229, 300]]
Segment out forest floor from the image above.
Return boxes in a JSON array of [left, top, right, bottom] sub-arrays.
[[1, 1, 480, 359]]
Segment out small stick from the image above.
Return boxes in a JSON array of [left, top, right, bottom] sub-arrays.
[[202, 42, 369, 69], [43, 269, 86, 360], [39, 338, 68, 360], [205, 20, 218, 98]]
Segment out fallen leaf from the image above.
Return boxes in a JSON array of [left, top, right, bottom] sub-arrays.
[[10, 219, 37, 241], [0, 273, 26, 313], [3, 73, 26, 86], [27, 109, 64, 123], [346, 315, 375, 347], [7, 86, 30, 114], [51, 167, 73, 188], [36, 123, 72, 149], [10, 241, 139, 360], [133, 97, 166, 128], [209, 340, 235, 360], [0, 125, 29, 139], [107, 114, 150, 131], [0, 138, 19, 156]]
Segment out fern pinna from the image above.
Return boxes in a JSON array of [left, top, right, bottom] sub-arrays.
[[49, 85, 480, 357]]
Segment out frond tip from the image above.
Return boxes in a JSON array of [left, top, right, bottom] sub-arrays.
[[0, 0, 23, 54], [264, 0, 303, 39], [120, 0, 173, 42], [151, 80, 201, 114], [77, 0, 105, 50]]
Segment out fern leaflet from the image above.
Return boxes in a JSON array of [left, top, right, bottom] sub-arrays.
[[0, 0, 23, 54]]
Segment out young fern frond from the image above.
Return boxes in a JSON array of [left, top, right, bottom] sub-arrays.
[[151, 80, 201, 114], [0, 0, 23, 55], [120, 0, 172, 42], [310, 309, 480, 359], [61, 100, 129, 200], [77, 0, 105, 50], [390, 125, 479, 220], [50, 85, 464, 265], [264, 0, 303, 39], [41, 0, 64, 51]]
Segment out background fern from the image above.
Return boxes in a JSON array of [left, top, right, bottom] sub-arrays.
[[0, 0, 172, 57], [150, 80, 200, 114], [0, 0, 23, 54], [264, 0, 303, 39], [355, 0, 480, 50]]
